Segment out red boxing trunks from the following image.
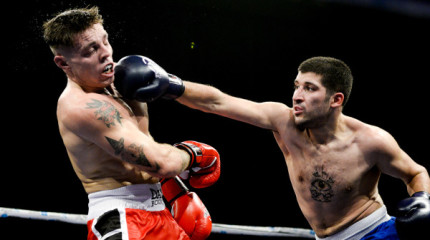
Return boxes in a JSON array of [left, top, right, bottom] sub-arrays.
[[86, 183, 190, 240]]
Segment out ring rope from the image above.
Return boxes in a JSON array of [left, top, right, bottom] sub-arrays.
[[0, 207, 315, 238]]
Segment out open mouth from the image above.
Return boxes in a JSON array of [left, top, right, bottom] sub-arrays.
[[293, 106, 304, 115], [103, 64, 113, 74]]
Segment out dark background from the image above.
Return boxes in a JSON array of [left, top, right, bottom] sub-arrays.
[[2, 0, 430, 239]]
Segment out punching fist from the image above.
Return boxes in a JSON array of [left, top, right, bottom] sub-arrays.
[[161, 177, 212, 240], [396, 191, 430, 239], [175, 141, 221, 189], [114, 55, 184, 102]]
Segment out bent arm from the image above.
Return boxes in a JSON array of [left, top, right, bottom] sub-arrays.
[[395, 150, 430, 195], [101, 125, 190, 178], [177, 81, 289, 131], [65, 97, 190, 178], [374, 129, 430, 195]]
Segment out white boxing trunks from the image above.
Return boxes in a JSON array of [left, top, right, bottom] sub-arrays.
[[315, 205, 391, 240], [86, 183, 189, 240]]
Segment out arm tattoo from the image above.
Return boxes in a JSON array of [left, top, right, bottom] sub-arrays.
[[86, 99, 122, 128], [310, 167, 335, 202], [105, 136, 160, 172], [105, 136, 124, 155]]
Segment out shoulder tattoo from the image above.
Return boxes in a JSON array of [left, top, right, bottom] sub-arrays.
[[105, 136, 160, 172], [310, 167, 335, 202], [86, 99, 122, 128]]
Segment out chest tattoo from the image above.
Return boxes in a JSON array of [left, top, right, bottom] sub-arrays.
[[310, 168, 335, 202], [86, 99, 122, 128]]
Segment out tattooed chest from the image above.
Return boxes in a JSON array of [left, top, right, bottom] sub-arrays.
[[309, 167, 336, 202], [293, 162, 355, 203]]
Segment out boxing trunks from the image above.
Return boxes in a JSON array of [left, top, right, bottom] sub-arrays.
[[86, 183, 190, 240], [315, 205, 399, 240]]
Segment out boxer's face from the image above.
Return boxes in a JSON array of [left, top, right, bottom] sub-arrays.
[[54, 23, 115, 92], [292, 72, 333, 129]]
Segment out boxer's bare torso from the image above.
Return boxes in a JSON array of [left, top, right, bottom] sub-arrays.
[[54, 23, 190, 195], [57, 80, 159, 194], [178, 74, 427, 237], [273, 111, 384, 237]]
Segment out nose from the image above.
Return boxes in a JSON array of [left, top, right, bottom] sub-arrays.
[[100, 44, 113, 63], [293, 88, 304, 104]]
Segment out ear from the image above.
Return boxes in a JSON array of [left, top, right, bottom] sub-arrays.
[[330, 92, 344, 108], [53, 55, 70, 71]]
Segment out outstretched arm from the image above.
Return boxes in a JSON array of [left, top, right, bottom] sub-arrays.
[[177, 81, 289, 131], [113, 55, 289, 131]]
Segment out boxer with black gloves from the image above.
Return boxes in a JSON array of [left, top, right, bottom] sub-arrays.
[[396, 191, 430, 239], [114, 55, 185, 102], [167, 56, 429, 239]]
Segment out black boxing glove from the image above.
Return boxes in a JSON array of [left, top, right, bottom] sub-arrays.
[[114, 55, 184, 102], [395, 191, 430, 239]]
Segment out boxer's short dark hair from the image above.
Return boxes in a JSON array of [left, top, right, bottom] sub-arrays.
[[43, 6, 103, 49]]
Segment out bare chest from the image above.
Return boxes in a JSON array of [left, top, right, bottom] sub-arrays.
[[294, 145, 361, 202], [279, 132, 374, 203]]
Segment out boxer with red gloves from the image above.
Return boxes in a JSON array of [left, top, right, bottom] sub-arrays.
[[175, 140, 221, 188], [161, 177, 212, 240], [44, 6, 221, 239], [162, 140, 220, 239]]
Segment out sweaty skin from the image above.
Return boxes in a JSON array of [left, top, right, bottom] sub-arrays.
[[274, 112, 384, 236], [58, 82, 159, 193], [176, 72, 429, 237], [55, 23, 190, 194]]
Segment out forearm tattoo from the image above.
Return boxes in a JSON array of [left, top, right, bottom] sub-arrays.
[[105, 136, 160, 172], [310, 168, 334, 202], [86, 99, 122, 128]]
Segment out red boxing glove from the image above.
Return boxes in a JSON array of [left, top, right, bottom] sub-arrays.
[[161, 177, 212, 240], [175, 141, 221, 188]]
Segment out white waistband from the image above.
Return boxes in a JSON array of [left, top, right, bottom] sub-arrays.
[[87, 183, 166, 220], [315, 205, 391, 240]]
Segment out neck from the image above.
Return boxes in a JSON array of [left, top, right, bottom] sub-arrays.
[[306, 111, 344, 145], [67, 78, 108, 94], [103, 85, 119, 98]]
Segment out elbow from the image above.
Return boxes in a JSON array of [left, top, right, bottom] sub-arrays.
[[200, 101, 220, 114], [405, 165, 430, 194], [198, 91, 225, 114], [181, 98, 221, 115]]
